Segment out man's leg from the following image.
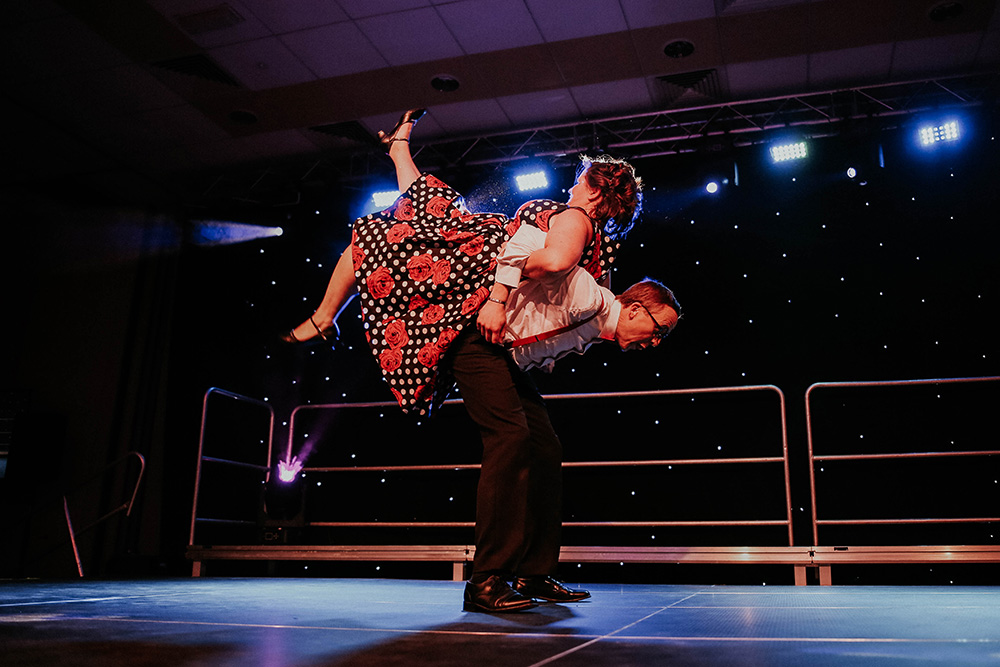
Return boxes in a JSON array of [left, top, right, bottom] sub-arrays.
[[448, 329, 533, 576], [514, 387, 562, 577]]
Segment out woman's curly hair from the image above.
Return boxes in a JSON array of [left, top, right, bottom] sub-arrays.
[[577, 154, 643, 240]]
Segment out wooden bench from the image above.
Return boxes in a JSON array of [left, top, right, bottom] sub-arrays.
[[187, 544, 1000, 585], [809, 545, 1000, 585], [187, 544, 816, 584]]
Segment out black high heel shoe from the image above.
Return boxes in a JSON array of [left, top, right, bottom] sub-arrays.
[[378, 108, 427, 152], [279, 315, 339, 346]]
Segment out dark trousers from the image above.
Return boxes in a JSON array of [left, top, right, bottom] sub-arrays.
[[448, 329, 563, 577]]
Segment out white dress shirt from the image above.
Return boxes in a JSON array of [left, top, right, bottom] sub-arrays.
[[495, 224, 620, 371]]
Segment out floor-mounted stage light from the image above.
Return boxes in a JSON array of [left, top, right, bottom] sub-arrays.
[[705, 181, 719, 194], [515, 170, 548, 192], [770, 141, 808, 163]]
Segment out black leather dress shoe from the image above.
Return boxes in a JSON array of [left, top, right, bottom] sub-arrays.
[[463, 575, 536, 613], [513, 576, 591, 603]]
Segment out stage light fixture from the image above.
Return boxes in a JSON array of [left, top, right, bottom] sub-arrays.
[[371, 190, 400, 208], [705, 181, 719, 194], [918, 120, 960, 146], [277, 456, 304, 483], [847, 167, 857, 179], [515, 170, 548, 192], [190, 220, 283, 246], [770, 141, 808, 163]]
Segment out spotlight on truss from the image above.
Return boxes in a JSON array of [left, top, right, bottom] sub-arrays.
[[515, 170, 548, 192], [918, 120, 960, 146], [371, 190, 401, 208], [770, 141, 808, 163]]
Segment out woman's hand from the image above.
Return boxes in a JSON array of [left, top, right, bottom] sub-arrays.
[[477, 300, 507, 345]]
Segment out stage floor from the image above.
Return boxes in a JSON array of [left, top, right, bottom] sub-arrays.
[[2, 579, 999, 666]]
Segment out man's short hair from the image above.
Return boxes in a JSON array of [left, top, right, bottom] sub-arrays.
[[619, 279, 682, 321]]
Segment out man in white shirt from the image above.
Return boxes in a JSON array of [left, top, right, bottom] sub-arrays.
[[456, 222, 680, 613]]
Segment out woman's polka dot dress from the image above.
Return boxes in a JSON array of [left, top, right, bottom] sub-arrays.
[[352, 174, 620, 415]]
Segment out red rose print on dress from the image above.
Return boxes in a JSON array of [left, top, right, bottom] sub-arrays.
[[367, 266, 394, 299], [386, 223, 415, 244], [351, 244, 366, 271], [390, 387, 403, 405], [379, 348, 403, 372], [426, 196, 451, 218], [432, 259, 451, 285], [408, 293, 429, 311], [439, 227, 474, 242], [424, 175, 448, 188], [437, 328, 460, 348], [458, 235, 485, 256], [461, 286, 490, 316], [406, 254, 434, 281], [417, 342, 441, 367], [505, 219, 520, 236], [394, 198, 415, 221], [421, 304, 445, 325], [383, 318, 410, 349], [414, 380, 435, 402]]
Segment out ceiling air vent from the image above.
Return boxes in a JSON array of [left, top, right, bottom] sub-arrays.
[[309, 121, 377, 145], [151, 54, 241, 87], [654, 69, 721, 104], [175, 4, 245, 35]]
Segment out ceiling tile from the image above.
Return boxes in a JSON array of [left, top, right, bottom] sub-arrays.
[[336, 0, 431, 20], [280, 22, 389, 78], [629, 18, 724, 77], [571, 78, 654, 117], [146, 0, 273, 48], [726, 55, 809, 98], [496, 88, 580, 126], [421, 98, 514, 136], [717, 3, 811, 62], [890, 34, 984, 78], [523, 0, 628, 42], [620, 0, 717, 28], [237, 0, 349, 33], [437, 0, 545, 54], [356, 7, 465, 66], [977, 28, 1000, 67], [808, 44, 893, 88], [549, 32, 642, 85], [470, 45, 564, 96], [210, 37, 317, 90]]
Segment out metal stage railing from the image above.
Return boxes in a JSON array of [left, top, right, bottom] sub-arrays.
[[188, 387, 275, 557], [287, 385, 793, 543], [805, 375, 1000, 584], [189, 384, 802, 581]]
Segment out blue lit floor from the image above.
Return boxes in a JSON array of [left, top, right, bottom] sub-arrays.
[[2, 579, 1000, 665]]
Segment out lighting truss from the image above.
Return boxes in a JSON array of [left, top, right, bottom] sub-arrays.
[[190, 72, 998, 205]]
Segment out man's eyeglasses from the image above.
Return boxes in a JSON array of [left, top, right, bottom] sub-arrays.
[[638, 302, 673, 341]]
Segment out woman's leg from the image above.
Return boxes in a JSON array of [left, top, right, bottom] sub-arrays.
[[284, 244, 357, 343], [283, 113, 423, 343], [382, 123, 421, 193]]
